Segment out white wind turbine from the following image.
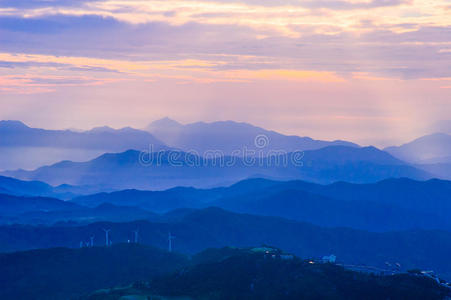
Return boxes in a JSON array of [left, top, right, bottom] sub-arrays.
[[133, 229, 139, 244], [168, 232, 175, 252], [103, 229, 111, 247]]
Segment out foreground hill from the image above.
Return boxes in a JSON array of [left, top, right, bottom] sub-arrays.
[[2, 146, 431, 190], [91, 248, 450, 300], [146, 118, 359, 154], [3, 208, 451, 279], [0, 244, 188, 300]]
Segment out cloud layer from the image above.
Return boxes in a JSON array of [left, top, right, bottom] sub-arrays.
[[0, 0, 450, 146]]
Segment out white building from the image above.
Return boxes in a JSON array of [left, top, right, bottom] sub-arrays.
[[322, 254, 337, 264]]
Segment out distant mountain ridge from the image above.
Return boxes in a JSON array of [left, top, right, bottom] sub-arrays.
[[0, 193, 81, 216], [2, 175, 449, 231], [0, 185, 165, 225], [0, 175, 112, 199], [1, 146, 431, 190], [0, 175, 53, 196], [2, 119, 448, 183], [0, 120, 165, 151], [0, 120, 168, 171], [71, 177, 451, 232], [384, 133, 451, 180], [145, 117, 360, 155], [417, 163, 451, 181], [385, 133, 451, 164]]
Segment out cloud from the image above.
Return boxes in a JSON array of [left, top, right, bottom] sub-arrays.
[[0, 60, 120, 73], [0, 0, 411, 10], [0, 0, 98, 9], [0, 12, 450, 80], [298, 0, 411, 10], [0, 71, 123, 94], [0, 0, 449, 146]]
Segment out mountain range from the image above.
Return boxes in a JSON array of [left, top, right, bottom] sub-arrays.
[[1, 146, 432, 190], [1, 118, 450, 300], [0, 175, 54, 196], [146, 117, 359, 155], [384, 133, 451, 180], [70, 177, 451, 232], [0, 175, 111, 199], [0, 190, 165, 225], [0, 193, 80, 217], [3, 118, 450, 186], [2, 175, 450, 231], [0, 118, 360, 171], [0, 120, 166, 171], [1, 119, 450, 183], [385, 133, 451, 164], [0, 120, 164, 151]]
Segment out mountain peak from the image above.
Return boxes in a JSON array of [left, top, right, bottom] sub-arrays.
[[422, 132, 451, 139], [188, 120, 258, 129], [0, 120, 30, 130], [117, 126, 142, 133], [148, 117, 182, 128], [384, 132, 451, 164], [87, 126, 116, 133]]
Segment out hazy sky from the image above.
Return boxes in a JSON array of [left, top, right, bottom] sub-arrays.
[[0, 0, 450, 147]]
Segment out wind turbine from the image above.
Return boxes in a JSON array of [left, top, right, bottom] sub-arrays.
[[103, 229, 111, 247], [133, 229, 139, 244], [168, 232, 175, 252]]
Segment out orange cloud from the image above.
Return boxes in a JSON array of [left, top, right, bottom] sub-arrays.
[[223, 69, 345, 82]]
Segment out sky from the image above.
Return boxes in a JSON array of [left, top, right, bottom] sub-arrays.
[[0, 0, 450, 147]]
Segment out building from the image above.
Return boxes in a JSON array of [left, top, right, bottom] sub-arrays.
[[322, 254, 337, 264]]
